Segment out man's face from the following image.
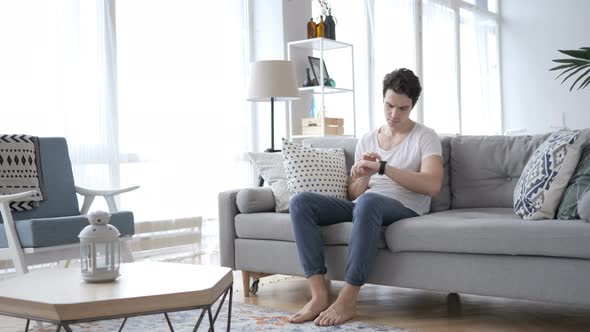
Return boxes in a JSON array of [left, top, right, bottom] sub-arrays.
[[383, 89, 413, 129]]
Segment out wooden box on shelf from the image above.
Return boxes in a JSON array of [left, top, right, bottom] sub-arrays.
[[301, 117, 344, 136]]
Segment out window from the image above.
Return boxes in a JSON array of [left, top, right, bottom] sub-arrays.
[[0, 0, 251, 221], [315, 0, 502, 135]]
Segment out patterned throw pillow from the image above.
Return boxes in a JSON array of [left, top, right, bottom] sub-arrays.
[[282, 139, 348, 199], [248, 152, 289, 212], [579, 191, 590, 222], [556, 144, 590, 219], [514, 130, 584, 220]]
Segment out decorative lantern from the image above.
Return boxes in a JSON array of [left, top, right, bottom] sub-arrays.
[[79, 211, 121, 282]]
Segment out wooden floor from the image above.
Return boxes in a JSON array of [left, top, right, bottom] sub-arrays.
[[239, 274, 590, 332]]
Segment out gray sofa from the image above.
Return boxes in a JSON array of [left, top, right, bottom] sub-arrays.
[[218, 134, 590, 306]]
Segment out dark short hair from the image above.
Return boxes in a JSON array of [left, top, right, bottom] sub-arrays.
[[382, 68, 422, 108]]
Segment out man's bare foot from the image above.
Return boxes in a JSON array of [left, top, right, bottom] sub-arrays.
[[289, 296, 330, 323], [314, 297, 357, 326]]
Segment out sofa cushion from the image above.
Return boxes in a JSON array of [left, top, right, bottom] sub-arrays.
[[385, 208, 590, 259], [451, 134, 548, 209], [234, 212, 387, 249], [0, 211, 134, 248], [514, 130, 584, 220], [236, 187, 275, 213], [247, 152, 289, 212], [282, 139, 348, 199]]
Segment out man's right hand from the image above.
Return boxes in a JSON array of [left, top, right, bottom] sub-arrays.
[[361, 152, 382, 162]]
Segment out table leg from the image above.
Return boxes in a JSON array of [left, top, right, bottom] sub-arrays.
[[164, 313, 175, 331], [118, 317, 128, 332], [227, 285, 233, 332], [193, 309, 207, 332], [207, 308, 214, 332], [211, 286, 230, 323], [24, 319, 30, 332]]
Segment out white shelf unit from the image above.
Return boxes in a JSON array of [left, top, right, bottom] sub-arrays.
[[287, 37, 355, 140]]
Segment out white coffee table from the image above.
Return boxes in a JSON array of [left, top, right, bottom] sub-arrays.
[[0, 262, 233, 331]]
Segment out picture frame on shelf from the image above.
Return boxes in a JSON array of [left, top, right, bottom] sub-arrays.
[[308, 56, 329, 83]]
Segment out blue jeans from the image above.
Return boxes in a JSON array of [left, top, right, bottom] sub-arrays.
[[289, 192, 418, 286]]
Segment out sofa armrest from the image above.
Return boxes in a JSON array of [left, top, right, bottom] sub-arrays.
[[218, 189, 244, 270]]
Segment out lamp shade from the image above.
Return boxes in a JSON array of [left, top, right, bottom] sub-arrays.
[[247, 60, 300, 101]]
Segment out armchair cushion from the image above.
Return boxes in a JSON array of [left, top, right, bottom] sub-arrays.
[[0, 211, 134, 248]]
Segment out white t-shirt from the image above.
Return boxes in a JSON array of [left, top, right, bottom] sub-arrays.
[[354, 122, 443, 215]]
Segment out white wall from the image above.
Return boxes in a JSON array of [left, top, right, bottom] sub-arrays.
[[501, 0, 590, 134]]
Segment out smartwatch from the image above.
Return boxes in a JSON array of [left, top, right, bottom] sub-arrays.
[[378, 160, 387, 175]]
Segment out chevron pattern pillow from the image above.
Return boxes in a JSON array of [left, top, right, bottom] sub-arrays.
[[514, 130, 584, 220], [282, 139, 348, 200]]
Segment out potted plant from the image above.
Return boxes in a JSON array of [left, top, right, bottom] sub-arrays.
[[550, 47, 590, 91]]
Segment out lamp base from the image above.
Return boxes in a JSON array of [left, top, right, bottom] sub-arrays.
[[264, 148, 281, 153]]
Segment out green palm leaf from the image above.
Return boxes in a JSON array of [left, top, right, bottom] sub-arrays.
[[551, 47, 590, 91]]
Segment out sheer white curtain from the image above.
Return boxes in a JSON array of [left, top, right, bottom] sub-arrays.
[[0, 0, 251, 222], [115, 0, 251, 221], [0, 0, 115, 202], [372, 0, 418, 129], [422, 0, 461, 135], [459, 8, 502, 135]]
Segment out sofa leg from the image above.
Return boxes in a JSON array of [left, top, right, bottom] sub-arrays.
[[447, 292, 461, 316], [242, 271, 251, 297]]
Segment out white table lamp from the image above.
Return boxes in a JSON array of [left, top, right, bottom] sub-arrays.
[[247, 60, 300, 152]]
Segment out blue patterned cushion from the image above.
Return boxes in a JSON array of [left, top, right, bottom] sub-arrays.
[[514, 130, 584, 220]]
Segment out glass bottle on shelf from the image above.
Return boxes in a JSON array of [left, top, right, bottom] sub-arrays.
[[325, 15, 336, 40], [316, 16, 325, 38], [307, 17, 316, 39]]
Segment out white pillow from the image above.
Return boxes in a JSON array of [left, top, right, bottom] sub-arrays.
[[248, 152, 289, 212], [513, 130, 584, 220], [282, 139, 348, 200]]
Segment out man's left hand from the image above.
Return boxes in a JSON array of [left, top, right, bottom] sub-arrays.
[[352, 159, 379, 178]]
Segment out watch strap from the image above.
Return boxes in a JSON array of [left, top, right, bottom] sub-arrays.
[[378, 160, 387, 175]]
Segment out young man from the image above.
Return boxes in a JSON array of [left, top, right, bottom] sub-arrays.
[[288, 68, 444, 326]]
